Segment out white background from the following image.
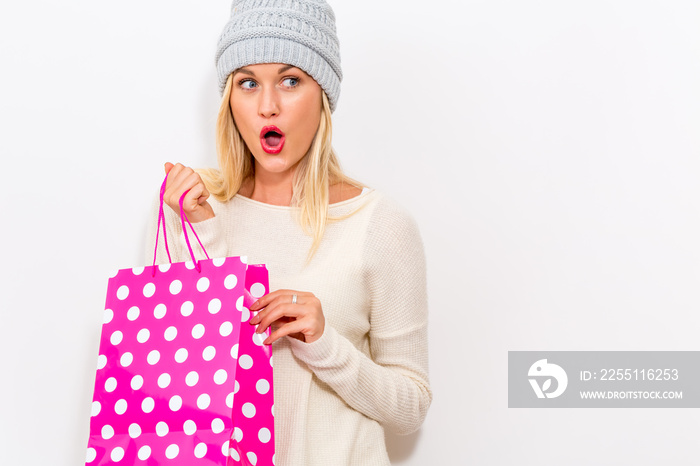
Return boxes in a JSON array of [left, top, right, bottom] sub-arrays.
[[1, 1, 699, 464]]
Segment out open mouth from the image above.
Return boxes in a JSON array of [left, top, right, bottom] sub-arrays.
[[260, 126, 286, 154]]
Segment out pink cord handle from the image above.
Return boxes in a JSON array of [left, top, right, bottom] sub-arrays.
[[152, 172, 210, 274], [179, 188, 211, 271], [152, 174, 172, 268]]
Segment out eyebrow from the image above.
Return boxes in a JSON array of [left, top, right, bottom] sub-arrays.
[[233, 65, 295, 77]]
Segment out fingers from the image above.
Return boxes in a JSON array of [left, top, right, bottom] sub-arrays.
[[265, 319, 311, 345], [176, 173, 209, 205], [253, 303, 303, 333], [250, 289, 297, 310], [165, 164, 198, 202], [249, 289, 304, 325], [249, 290, 324, 345], [162, 162, 214, 223]]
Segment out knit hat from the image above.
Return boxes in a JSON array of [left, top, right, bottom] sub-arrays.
[[215, 0, 343, 112]]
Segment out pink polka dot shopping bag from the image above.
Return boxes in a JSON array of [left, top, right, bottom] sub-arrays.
[[85, 176, 275, 465]]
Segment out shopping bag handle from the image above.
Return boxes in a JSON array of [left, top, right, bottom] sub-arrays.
[[152, 172, 210, 275]]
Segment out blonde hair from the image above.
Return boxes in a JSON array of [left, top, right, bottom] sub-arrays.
[[198, 73, 362, 259]]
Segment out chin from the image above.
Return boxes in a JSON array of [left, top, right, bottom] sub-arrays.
[[253, 157, 296, 174], [253, 148, 304, 173]]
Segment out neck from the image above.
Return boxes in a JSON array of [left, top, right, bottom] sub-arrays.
[[241, 169, 295, 206]]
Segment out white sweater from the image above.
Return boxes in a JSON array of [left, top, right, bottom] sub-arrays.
[[146, 189, 431, 465]]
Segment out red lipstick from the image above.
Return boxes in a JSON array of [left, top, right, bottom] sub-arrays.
[[260, 126, 286, 154]]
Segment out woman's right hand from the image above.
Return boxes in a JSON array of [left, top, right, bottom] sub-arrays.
[[163, 162, 215, 223]]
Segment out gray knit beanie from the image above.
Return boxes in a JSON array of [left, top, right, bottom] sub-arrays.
[[215, 0, 342, 112]]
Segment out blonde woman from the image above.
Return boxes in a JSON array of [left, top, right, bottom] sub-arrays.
[[150, 1, 431, 464]]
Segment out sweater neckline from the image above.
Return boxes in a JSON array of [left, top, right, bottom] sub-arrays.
[[233, 188, 376, 212]]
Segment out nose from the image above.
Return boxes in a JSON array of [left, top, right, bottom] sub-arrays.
[[258, 87, 280, 118]]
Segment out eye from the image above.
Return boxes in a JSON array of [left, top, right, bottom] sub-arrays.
[[281, 77, 299, 88], [239, 79, 258, 90]]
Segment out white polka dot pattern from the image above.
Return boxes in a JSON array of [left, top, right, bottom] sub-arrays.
[[86, 258, 274, 465], [229, 264, 275, 465]]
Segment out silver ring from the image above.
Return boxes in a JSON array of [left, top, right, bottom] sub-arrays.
[[292, 294, 297, 304]]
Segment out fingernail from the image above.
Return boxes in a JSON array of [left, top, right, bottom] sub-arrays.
[[263, 338, 271, 345], [251, 301, 259, 310]]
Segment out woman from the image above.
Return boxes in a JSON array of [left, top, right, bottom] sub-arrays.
[[150, 1, 431, 464]]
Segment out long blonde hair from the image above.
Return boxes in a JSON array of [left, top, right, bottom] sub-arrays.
[[198, 73, 361, 259]]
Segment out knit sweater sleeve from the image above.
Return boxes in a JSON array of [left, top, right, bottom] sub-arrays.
[[288, 198, 432, 435], [144, 194, 228, 266]]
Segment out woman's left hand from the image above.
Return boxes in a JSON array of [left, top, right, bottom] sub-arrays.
[[249, 290, 325, 345]]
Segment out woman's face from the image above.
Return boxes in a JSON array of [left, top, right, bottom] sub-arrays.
[[230, 63, 323, 178]]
